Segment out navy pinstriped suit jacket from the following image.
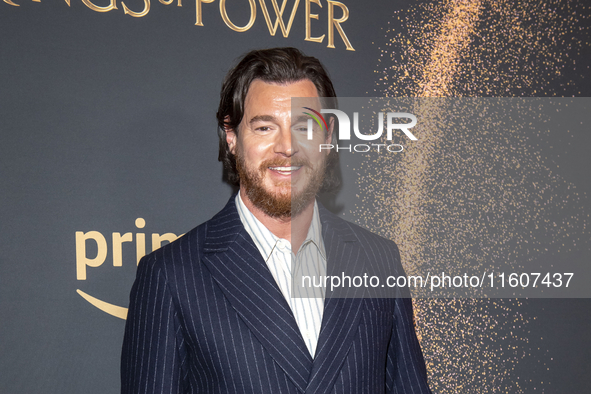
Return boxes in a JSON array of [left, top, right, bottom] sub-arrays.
[[121, 197, 432, 394]]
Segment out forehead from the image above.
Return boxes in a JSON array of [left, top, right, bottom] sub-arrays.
[[243, 79, 320, 115]]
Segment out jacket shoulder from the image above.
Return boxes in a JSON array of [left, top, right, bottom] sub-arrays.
[[137, 196, 242, 278], [136, 222, 207, 279], [319, 205, 402, 254]]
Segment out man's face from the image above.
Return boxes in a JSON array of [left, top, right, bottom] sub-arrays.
[[226, 79, 332, 219]]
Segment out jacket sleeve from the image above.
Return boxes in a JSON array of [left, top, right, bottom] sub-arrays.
[[383, 242, 432, 394], [386, 295, 432, 394], [121, 255, 188, 394]]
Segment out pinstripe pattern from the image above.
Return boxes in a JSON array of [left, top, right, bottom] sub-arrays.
[[235, 193, 325, 357], [121, 196, 432, 394]]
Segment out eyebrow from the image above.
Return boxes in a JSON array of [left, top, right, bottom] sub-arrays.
[[248, 114, 313, 124], [249, 115, 277, 124], [294, 114, 312, 123]]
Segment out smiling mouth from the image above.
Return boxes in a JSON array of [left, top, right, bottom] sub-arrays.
[[268, 166, 302, 175]]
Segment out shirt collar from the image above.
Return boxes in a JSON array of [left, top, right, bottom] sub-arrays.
[[235, 192, 326, 262]]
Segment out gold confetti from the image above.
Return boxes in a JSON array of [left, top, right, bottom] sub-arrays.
[[353, 0, 590, 391]]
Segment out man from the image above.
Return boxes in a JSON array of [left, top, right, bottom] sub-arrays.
[[121, 47, 431, 394]]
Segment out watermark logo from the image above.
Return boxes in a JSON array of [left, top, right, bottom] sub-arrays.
[[304, 108, 418, 153], [303, 106, 329, 137]]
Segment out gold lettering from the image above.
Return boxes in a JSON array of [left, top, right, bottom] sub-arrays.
[[81, 0, 117, 12], [258, 0, 299, 37], [152, 233, 180, 251], [159, 0, 172, 4], [135, 218, 146, 264], [136, 233, 145, 263], [305, 0, 324, 43], [76, 231, 108, 280], [195, 0, 214, 25], [122, 0, 150, 16], [112, 232, 133, 267], [220, 0, 256, 32], [3, 0, 20, 7], [327, 0, 354, 51]]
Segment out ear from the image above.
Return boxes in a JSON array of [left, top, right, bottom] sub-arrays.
[[225, 116, 237, 155], [325, 116, 335, 147]]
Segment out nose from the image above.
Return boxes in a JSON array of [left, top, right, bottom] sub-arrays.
[[274, 126, 296, 157]]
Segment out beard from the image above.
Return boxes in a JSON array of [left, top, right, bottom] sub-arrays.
[[236, 152, 326, 219]]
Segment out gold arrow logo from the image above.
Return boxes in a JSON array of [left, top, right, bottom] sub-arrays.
[[77, 289, 128, 320]]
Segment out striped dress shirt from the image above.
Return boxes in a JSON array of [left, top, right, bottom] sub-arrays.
[[235, 193, 326, 358]]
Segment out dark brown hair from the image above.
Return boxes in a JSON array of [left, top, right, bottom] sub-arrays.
[[216, 47, 339, 192]]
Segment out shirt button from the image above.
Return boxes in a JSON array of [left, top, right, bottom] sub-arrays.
[[276, 239, 290, 252]]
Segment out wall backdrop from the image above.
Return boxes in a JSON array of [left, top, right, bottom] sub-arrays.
[[2, 0, 590, 392]]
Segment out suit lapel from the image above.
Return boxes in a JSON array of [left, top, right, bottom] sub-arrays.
[[304, 206, 367, 394], [201, 197, 313, 392]]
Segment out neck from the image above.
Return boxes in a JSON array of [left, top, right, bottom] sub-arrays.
[[239, 189, 314, 254]]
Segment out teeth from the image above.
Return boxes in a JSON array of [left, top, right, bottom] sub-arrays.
[[269, 166, 301, 171]]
